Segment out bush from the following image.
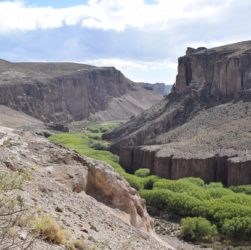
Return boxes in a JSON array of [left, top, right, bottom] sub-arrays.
[[33, 215, 66, 244], [135, 168, 150, 177], [230, 185, 251, 195], [143, 175, 159, 190], [87, 134, 102, 140], [221, 217, 251, 239], [205, 187, 230, 199], [124, 174, 145, 191], [88, 141, 108, 150], [124, 174, 159, 191], [206, 182, 223, 189], [88, 127, 100, 133], [180, 177, 205, 187], [181, 217, 218, 242]]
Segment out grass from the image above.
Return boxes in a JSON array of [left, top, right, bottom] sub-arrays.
[[33, 215, 67, 244], [49, 122, 251, 244]]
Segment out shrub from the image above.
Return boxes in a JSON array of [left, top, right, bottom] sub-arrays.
[[206, 182, 223, 189], [33, 215, 66, 244], [221, 217, 251, 239], [153, 178, 208, 200], [88, 127, 100, 133], [135, 168, 150, 177], [88, 141, 108, 151], [181, 217, 218, 242], [180, 177, 205, 187], [139, 189, 171, 209], [143, 175, 159, 190], [68, 240, 87, 250], [230, 185, 251, 195], [124, 174, 144, 191], [124, 174, 159, 191], [87, 134, 102, 140], [205, 187, 230, 199]]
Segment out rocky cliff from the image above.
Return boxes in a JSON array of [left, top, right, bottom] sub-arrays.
[[0, 60, 161, 123], [175, 42, 251, 98], [105, 41, 251, 185]]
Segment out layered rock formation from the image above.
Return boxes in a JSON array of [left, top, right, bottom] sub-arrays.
[[0, 60, 161, 123], [105, 41, 251, 185], [175, 43, 251, 98]]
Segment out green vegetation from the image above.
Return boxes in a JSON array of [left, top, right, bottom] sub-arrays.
[[49, 122, 159, 191], [87, 121, 122, 134], [230, 185, 251, 195], [181, 217, 218, 242], [49, 122, 251, 244], [140, 178, 251, 241], [135, 168, 151, 177]]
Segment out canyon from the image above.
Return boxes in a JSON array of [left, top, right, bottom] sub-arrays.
[[105, 41, 251, 185], [0, 60, 174, 249], [0, 59, 161, 123], [0, 41, 251, 249]]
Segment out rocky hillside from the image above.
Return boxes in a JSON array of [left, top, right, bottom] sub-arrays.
[[0, 60, 161, 123], [0, 125, 173, 250], [105, 41, 251, 185]]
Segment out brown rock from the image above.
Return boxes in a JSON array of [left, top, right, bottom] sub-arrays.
[[106, 41, 251, 185], [0, 61, 161, 123]]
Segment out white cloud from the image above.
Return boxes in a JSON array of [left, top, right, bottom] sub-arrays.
[[83, 58, 176, 70], [83, 58, 177, 83], [0, 0, 232, 32]]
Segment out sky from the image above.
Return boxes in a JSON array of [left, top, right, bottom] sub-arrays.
[[0, 0, 251, 84]]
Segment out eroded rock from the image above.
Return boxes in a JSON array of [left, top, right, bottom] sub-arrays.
[[0, 126, 173, 249]]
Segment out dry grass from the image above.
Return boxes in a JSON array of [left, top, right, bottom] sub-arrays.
[[33, 215, 66, 244]]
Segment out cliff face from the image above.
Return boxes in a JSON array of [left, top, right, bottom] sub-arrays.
[[105, 41, 251, 185], [0, 60, 161, 123], [175, 42, 251, 98]]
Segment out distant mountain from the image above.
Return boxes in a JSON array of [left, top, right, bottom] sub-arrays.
[[138, 82, 172, 96]]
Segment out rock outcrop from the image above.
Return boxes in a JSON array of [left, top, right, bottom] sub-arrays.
[[175, 42, 251, 98], [0, 60, 161, 123], [105, 41, 251, 185], [0, 126, 173, 249]]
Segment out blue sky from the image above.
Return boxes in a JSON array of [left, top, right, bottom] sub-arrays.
[[22, 0, 156, 8], [23, 0, 89, 8], [0, 0, 251, 84]]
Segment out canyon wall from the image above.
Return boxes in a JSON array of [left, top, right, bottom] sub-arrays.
[[175, 43, 251, 98], [0, 61, 161, 123], [105, 41, 251, 185], [119, 146, 251, 185]]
